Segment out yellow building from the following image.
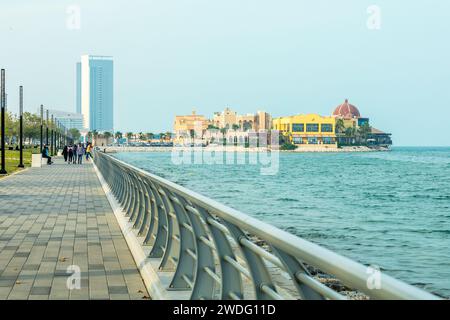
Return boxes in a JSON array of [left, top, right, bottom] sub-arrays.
[[272, 113, 337, 146]]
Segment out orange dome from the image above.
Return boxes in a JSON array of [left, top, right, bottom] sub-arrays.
[[333, 99, 361, 118]]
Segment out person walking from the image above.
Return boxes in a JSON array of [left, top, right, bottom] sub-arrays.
[[68, 145, 73, 164], [41, 144, 53, 165], [86, 143, 92, 161], [77, 143, 84, 164], [72, 144, 78, 164], [62, 145, 68, 162]]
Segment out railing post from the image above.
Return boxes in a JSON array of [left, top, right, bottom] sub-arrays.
[[147, 180, 169, 259], [222, 222, 279, 300], [166, 194, 196, 291], [204, 215, 244, 299], [270, 246, 324, 300]]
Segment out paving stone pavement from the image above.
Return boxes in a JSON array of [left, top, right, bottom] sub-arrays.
[[0, 158, 149, 300]]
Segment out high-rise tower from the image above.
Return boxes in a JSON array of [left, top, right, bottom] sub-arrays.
[[76, 55, 113, 132]]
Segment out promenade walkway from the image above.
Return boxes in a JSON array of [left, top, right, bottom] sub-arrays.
[[0, 158, 149, 300]]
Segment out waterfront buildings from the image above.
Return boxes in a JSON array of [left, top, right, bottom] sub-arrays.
[[273, 99, 392, 148], [173, 110, 210, 144], [172, 100, 391, 148], [273, 113, 337, 146], [76, 55, 114, 132], [173, 107, 272, 144], [47, 109, 84, 131], [212, 107, 272, 131]]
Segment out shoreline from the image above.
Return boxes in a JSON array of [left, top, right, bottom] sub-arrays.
[[102, 145, 390, 153]]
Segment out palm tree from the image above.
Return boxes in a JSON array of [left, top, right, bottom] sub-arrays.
[[207, 124, 219, 130], [104, 131, 112, 143], [220, 128, 227, 145], [345, 127, 356, 145], [146, 132, 154, 141], [126, 132, 133, 143], [335, 118, 345, 134], [115, 131, 122, 140], [357, 123, 371, 145]]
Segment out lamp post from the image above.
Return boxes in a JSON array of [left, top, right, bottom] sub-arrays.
[[0, 69, 6, 174], [56, 120, 59, 150], [18, 86, 24, 168], [40, 105, 44, 153], [46, 109, 49, 147], [50, 114, 54, 156]]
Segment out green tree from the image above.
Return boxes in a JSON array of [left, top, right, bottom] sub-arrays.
[[220, 128, 227, 145], [115, 131, 122, 140], [146, 132, 154, 141], [104, 131, 112, 141], [126, 132, 133, 142], [335, 118, 345, 134], [344, 127, 356, 145], [69, 128, 81, 142], [23, 112, 40, 145], [357, 123, 371, 145], [5, 112, 18, 145], [232, 124, 240, 131]]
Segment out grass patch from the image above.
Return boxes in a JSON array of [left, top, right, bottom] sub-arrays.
[[0, 148, 40, 177]]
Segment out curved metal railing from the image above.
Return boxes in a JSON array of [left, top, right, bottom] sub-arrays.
[[94, 151, 439, 300]]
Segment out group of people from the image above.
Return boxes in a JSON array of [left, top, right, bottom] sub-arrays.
[[62, 143, 93, 165]]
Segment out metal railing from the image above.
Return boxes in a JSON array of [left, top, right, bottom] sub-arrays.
[[94, 151, 439, 300]]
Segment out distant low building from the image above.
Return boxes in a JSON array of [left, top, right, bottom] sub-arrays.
[[273, 113, 337, 146], [46, 109, 85, 131], [212, 107, 272, 131], [273, 99, 392, 148], [173, 110, 210, 144], [173, 108, 273, 145]]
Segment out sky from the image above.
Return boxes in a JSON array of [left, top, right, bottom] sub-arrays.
[[1, 0, 449, 146]]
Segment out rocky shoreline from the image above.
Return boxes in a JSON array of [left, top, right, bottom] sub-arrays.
[[249, 236, 369, 300]]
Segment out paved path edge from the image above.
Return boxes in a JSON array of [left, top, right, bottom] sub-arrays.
[[93, 161, 170, 300]]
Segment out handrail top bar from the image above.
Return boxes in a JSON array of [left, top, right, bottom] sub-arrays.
[[99, 152, 440, 300]]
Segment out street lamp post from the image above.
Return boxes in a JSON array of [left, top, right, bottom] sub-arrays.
[[50, 114, 54, 156], [18, 86, 24, 168], [40, 105, 44, 153], [56, 120, 59, 152], [0, 69, 6, 174], [46, 110, 49, 147]]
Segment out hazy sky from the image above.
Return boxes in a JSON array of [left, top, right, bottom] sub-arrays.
[[1, 1, 449, 146]]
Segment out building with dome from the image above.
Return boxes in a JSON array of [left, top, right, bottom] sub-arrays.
[[272, 99, 392, 148]]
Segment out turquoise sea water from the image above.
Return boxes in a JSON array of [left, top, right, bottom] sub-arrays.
[[113, 147, 450, 297]]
